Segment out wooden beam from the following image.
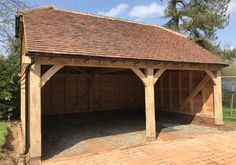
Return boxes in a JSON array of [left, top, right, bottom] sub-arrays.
[[134, 61, 142, 67], [154, 68, 165, 83], [179, 75, 210, 110], [144, 68, 156, 141], [71, 67, 89, 74], [94, 68, 127, 74], [41, 64, 64, 87], [153, 63, 222, 71], [29, 64, 41, 161], [35, 56, 223, 71], [214, 71, 223, 125], [22, 55, 31, 64], [131, 67, 147, 85], [205, 70, 216, 85]]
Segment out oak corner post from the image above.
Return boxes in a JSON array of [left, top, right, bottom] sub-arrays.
[[214, 70, 223, 125], [29, 64, 42, 161]]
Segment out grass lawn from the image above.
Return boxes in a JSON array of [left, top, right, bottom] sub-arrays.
[[0, 122, 8, 147], [223, 107, 236, 122]]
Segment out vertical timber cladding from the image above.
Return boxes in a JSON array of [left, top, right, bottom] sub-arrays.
[[155, 70, 214, 116], [42, 70, 214, 116], [42, 74, 145, 115]]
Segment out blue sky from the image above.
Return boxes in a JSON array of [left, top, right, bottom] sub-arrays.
[[28, 0, 236, 48]]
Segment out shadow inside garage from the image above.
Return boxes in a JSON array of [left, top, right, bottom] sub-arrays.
[[42, 109, 210, 160]]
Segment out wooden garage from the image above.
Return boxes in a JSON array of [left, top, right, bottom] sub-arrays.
[[16, 5, 226, 162]]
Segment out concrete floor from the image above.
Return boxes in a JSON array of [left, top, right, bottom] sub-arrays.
[[42, 110, 222, 160]]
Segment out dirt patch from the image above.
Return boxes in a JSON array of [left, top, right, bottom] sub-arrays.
[[0, 122, 19, 165]]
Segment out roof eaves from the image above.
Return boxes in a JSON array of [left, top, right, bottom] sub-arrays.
[[27, 51, 228, 67]]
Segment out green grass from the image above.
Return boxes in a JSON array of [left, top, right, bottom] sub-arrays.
[[223, 107, 236, 122], [0, 122, 8, 147]]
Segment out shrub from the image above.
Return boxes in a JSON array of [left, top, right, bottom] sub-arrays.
[[0, 39, 20, 121]]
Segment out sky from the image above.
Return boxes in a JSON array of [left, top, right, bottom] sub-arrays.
[[28, 0, 236, 48]]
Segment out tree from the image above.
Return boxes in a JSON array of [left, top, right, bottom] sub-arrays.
[[0, 39, 20, 120], [0, 0, 26, 120], [220, 47, 236, 61], [164, 0, 230, 50], [0, 0, 26, 52]]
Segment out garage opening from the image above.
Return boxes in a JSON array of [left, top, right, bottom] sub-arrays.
[[41, 66, 215, 160], [41, 66, 148, 159]]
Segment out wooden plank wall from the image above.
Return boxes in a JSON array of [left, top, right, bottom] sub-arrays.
[[42, 74, 145, 115], [155, 70, 214, 116], [42, 70, 214, 116]]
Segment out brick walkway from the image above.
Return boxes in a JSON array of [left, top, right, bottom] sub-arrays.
[[42, 131, 236, 165]]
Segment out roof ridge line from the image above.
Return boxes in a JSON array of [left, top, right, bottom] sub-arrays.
[[18, 5, 187, 39], [52, 6, 187, 39], [18, 5, 55, 15]]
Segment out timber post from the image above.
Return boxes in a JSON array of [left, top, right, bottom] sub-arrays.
[[29, 64, 42, 162], [131, 67, 165, 141], [214, 70, 223, 125], [145, 68, 156, 141]]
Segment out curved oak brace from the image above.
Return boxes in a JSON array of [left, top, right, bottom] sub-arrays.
[[131, 67, 166, 86], [41, 64, 64, 87], [205, 70, 216, 85], [154, 68, 166, 84], [131, 67, 147, 86]]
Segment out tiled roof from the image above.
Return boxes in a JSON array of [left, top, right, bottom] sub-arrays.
[[19, 5, 225, 65]]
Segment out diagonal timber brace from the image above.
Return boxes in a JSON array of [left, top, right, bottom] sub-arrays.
[[41, 64, 64, 87], [179, 75, 210, 110]]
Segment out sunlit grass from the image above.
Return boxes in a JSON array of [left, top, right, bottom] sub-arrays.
[[223, 107, 236, 122], [0, 122, 8, 147]]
